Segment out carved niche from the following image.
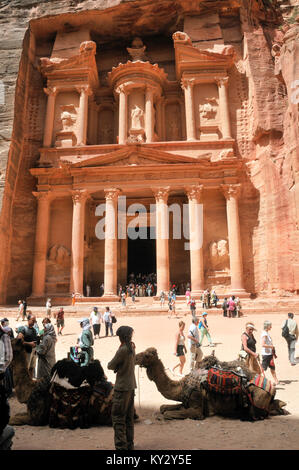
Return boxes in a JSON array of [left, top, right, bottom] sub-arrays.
[[98, 107, 115, 144], [165, 101, 182, 141], [46, 244, 71, 293], [208, 239, 230, 284]]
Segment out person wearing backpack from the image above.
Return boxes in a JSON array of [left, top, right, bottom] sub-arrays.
[[281, 313, 298, 366], [0, 323, 13, 384]]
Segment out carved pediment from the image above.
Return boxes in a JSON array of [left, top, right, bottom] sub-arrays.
[[172, 31, 236, 79], [66, 146, 203, 168]]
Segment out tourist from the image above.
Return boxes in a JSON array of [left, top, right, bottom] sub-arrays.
[[108, 326, 136, 450], [172, 321, 187, 377], [261, 320, 279, 385], [16, 314, 38, 378], [46, 298, 52, 319], [222, 297, 228, 317], [187, 317, 203, 371], [23, 299, 28, 320], [201, 290, 208, 309], [160, 290, 165, 308], [0, 320, 13, 383], [71, 292, 76, 306], [16, 300, 24, 321], [168, 297, 175, 318], [207, 289, 211, 309], [90, 306, 102, 339], [36, 318, 57, 380], [86, 284, 91, 297], [281, 313, 298, 366], [146, 283, 152, 297], [103, 307, 113, 337], [228, 295, 236, 318], [99, 283, 104, 297], [54, 307, 65, 336], [121, 291, 126, 307], [78, 318, 94, 365], [0, 323, 14, 450], [240, 322, 262, 374], [235, 297, 242, 317], [190, 297, 196, 318], [185, 288, 191, 307], [198, 312, 215, 347], [211, 290, 218, 308]]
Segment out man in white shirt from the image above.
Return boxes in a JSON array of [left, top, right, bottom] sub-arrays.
[[89, 307, 102, 339], [187, 317, 203, 371], [46, 298, 51, 319], [282, 313, 298, 366]]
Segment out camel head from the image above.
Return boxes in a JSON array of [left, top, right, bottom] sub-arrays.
[[11, 337, 27, 359], [135, 347, 159, 368]]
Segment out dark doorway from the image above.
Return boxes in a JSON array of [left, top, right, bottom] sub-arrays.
[[127, 227, 156, 278]]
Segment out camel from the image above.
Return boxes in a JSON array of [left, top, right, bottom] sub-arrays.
[[9, 338, 114, 427], [135, 348, 287, 421]]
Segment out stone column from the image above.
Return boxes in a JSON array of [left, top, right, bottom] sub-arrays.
[[153, 187, 170, 294], [145, 86, 155, 143], [221, 184, 245, 293], [185, 185, 204, 296], [31, 191, 52, 297], [103, 188, 120, 298], [71, 190, 89, 295], [76, 85, 91, 146], [43, 87, 58, 148], [216, 77, 232, 140], [117, 85, 128, 145], [182, 79, 196, 141]]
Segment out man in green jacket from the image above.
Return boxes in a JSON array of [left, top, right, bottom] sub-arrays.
[[108, 326, 136, 450]]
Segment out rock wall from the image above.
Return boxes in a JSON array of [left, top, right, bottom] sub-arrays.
[[0, 0, 298, 302]]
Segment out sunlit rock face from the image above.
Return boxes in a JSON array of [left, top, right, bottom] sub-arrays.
[[0, 0, 298, 304]]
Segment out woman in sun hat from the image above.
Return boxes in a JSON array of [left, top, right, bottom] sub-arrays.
[[240, 322, 262, 374]]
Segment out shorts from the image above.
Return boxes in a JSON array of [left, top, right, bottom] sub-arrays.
[[57, 319, 64, 327], [262, 354, 275, 371], [176, 345, 185, 357]]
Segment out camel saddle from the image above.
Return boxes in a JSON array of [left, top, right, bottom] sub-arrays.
[[206, 367, 243, 395]]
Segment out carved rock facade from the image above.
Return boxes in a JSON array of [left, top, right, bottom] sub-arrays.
[[0, 0, 298, 302]]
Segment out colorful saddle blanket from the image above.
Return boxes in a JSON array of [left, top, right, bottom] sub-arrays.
[[249, 374, 275, 396], [206, 367, 243, 395]]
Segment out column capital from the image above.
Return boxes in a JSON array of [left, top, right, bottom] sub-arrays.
[[152, 187, 170, 202], [215, 77, 229, 87], [104, 188, 121, 202], [181, 78, 196, 90], [76, 84, 92, 96], [115, 84, 129, 95], [185, 185, 204, 202], [220, 184, 241, 200], [71, 189, 90, 204], [32, 191, 53, 202], [43, 86, 58, 97]]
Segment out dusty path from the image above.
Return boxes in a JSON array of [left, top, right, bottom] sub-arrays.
[[4, 310, 299, 450]]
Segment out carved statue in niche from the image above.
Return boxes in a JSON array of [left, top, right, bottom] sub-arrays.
[[55, 105, 77, 147], [61, 111, 75, 131], [127, 37, 147, 62], [209, 239, 229, 272], [199, 98, 218, 120], [48, 245, 71, 268], [131, 104, 144, 129]]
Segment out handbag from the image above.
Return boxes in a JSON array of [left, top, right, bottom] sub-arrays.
[[238, 349, 247, 359], [112, 316, 117, 324]]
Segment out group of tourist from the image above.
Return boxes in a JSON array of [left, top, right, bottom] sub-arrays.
[[169, 313, 298, 386], [222, 296, 242, 317], [1, 293, 298, 451]]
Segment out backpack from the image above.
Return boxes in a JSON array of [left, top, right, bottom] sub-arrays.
[[281, 320, 290, 340]]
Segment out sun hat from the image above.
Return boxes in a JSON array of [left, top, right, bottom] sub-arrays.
[[202, 312, 208, 316]]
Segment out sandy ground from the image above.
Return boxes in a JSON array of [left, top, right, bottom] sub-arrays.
[[4, 309, 299, 450]]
